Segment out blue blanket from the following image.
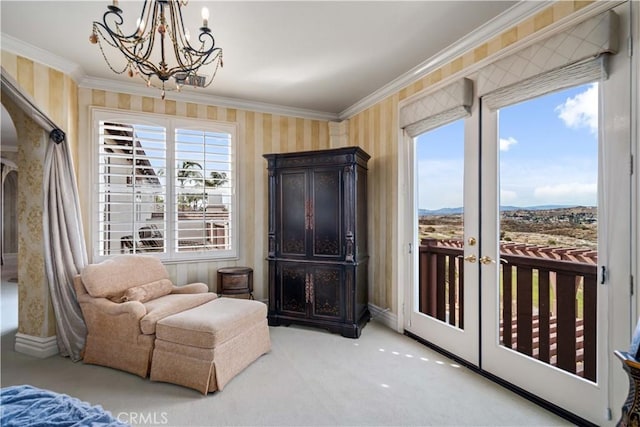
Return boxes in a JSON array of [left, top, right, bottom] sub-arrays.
[[0, 385, 128, 427]]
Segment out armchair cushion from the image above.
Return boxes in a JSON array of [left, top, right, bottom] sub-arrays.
[[171, 283, 209, 294], [121, 279, 174, 303], [80, 255, 169, 298], [140, 293, 217, 334], [81, 254, 169, 298]]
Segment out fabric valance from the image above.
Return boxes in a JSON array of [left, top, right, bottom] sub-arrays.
[[400, 78, 473, 137], [478, 10, 618, 109]]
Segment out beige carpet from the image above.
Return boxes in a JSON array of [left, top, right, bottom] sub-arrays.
[[1, 270, 569, 426]]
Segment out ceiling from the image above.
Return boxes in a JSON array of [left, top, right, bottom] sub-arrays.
[[0, 1, 526, 120]]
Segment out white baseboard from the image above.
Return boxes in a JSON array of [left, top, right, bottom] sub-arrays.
[[15, 333, 59, 358], [369, 303, 398, 330]]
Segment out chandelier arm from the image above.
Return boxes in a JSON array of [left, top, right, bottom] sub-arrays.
[[94, 32, 130, 74], [95, 20, 162, 78], [132, 1, 160, 66], [168, 2, 218, 71], [94, 2, 158, 74], [165, 49, 221, 77], [167, 3, 199, 75]]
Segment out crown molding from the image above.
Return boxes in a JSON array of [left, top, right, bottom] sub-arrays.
[[79, 76, 339, 121], [1, 32, 338, 122], [338, 1, 550, 120], [0, 33, 85, 82]]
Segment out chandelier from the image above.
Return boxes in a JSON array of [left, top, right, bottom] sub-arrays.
[[90, 0, 223, 99]]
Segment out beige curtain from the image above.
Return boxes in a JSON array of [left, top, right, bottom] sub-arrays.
[[2, 70, 88, 361], [43, 134, 88, 361]]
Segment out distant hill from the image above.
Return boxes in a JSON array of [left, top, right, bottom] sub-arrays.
[[419, 205, 592, 216]]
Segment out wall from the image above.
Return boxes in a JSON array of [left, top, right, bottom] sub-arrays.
[[77, 89, 331, 300], [0, 0, 601, 336], [347, 1, 597, 313], [1, 52, 78, 340]]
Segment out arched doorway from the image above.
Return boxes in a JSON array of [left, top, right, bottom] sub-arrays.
[[1, 102, 19, 334]]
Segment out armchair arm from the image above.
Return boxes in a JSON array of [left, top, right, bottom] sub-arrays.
[[171, 282, 212, 294], [77, 295, 147, 342], [77, 293, 147, 317]]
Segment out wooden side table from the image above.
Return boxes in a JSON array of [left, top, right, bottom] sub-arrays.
[[217, 267, 253, 299]]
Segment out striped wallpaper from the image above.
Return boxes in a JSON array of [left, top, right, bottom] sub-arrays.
[[1, 52, 79, 169], [1, 0, 596, 340], [77, 88, 331, 301], [346, 0, 596, 313]]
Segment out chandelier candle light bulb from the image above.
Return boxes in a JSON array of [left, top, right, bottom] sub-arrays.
[[90, 0, 223, 98], [201, 7, 209, 28]]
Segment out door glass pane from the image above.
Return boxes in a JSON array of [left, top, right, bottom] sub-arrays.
[[497, 83, 598, 381], [416, 119, 465, 329]]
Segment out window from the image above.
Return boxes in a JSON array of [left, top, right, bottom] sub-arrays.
[[92, 110, 237, 260]]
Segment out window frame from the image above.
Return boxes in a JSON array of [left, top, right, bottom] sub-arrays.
[[90, 107, 239, 263]]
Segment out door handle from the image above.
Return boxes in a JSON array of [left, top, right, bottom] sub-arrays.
[[479, 256, 496, 265], [463, 254, 477, 263]]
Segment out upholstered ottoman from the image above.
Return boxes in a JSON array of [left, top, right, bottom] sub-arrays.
[[149, 298, 271, 394]]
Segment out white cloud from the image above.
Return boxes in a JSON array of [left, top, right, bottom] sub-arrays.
[[500, 189, 518, 204], [499, 137, 518, 152], [533, 183, 596, 204], [555, 83, 598, 134], [417, 159, 463, 209]]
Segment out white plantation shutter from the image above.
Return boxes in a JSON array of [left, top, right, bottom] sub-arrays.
[[174, 128, 233, 253], [98, 121, 167, 256], [94, 111, 237, 260]]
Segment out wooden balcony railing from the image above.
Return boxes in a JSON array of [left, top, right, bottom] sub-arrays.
[[419, 238, 597, 382]]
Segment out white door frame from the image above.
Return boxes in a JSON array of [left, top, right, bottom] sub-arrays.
[[396, 3, 636, 424], [401, 104, 481, 365]]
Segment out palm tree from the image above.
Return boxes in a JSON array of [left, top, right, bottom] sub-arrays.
[[205, 171, 228, 188], [176, 161, 228, 211], [177, 161, 204, 187]]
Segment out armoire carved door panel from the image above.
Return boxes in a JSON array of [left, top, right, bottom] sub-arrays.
[[310, 264, 343, 319], [311, 168, 343, 259], [279, 171, 307, 257], [278, 262, 307, 317]]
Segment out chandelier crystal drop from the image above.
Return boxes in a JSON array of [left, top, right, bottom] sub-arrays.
[[90, 0, 223, 99]]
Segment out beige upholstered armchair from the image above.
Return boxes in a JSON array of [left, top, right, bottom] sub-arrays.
[[73, 255, 217, 377]]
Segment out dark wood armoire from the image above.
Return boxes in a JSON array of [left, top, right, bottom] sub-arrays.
[[264, 147, 370, 338]]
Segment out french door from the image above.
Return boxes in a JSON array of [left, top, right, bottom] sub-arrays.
[[405, 112, 481, 366], [403, 6, 632, 421]]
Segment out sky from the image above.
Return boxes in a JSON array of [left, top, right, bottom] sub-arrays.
[[416, 82, 598, 210]]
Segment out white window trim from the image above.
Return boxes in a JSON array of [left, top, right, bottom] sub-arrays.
[[89, 107, 239, 263]]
